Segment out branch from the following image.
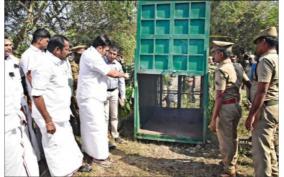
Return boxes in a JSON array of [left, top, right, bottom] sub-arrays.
[[18, 1, 29, 12], [33, 1, 48, 24]]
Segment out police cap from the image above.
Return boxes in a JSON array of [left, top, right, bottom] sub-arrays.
[[253, 26, 278, 44], [71, 45, 87, 53], [211, 40, 234, 53]]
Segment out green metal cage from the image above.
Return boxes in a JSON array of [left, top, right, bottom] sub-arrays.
[[134, 1, 211, 144]]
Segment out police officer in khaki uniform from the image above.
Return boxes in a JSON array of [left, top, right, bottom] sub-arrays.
[[245, 26, 278, 177], [209, 41, 243, 177], [70, 45, 87, 93], [69, 45, 87, 136]]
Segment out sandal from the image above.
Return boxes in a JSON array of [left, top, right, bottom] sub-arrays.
[[93, 158, 112, 168], [78, 164, 92, 172]]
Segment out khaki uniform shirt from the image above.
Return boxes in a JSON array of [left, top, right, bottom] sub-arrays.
[[70, 60, 79, 81], [215, 58, 239, 100], [70, 60, 79, 92], [256, 49, 278, 101], [209, 64, 217, 73]]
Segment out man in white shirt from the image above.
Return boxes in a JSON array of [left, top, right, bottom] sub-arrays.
[[77, 35, 129, 166], [32, 35, 83, 176], [5, 38, 39, 176], [4, 37, 20, 63], [19, 28, 51, 161], [20, 28, 50, 100], [104, 45, 126, 144], [6, 37, 43, 166]]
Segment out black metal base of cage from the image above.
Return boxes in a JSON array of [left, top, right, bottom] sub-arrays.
[[140, 107, 203, 138]]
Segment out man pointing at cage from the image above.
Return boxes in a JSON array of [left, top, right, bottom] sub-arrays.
[[77, 35, 129, 167]]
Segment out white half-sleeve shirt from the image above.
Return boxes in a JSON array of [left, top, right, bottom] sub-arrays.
[[31, 51, 73, 127], [105, 59, 126, 99], [20, 45, 46, 99]]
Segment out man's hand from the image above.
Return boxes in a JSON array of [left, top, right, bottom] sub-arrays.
[[119, 98, 125, 107], [208, 119, 217, 133], [246, 113, 260, 131], [46, 121, 56, 134], [124, 73, 129, 79], [245, 115, 255, 131], [245, 82, 269, 131]]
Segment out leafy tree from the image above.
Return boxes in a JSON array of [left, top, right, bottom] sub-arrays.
[[5, 1, 70, 56], [5, 1, 137, 63], [210, 1, 278, 55], [6, 1, 278, 61], [66, 1, 137, 64]]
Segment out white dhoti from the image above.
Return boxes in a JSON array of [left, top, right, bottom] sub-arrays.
[[38, 121, 83, 176], [79, 97, 109, 160], [5, 126, 39, 176]]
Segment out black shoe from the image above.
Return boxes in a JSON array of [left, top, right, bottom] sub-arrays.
[[83, 152, 93, 164], [219, 161, 224, 167], [109, 142, 116, 150], [114, 137, 125, 144]]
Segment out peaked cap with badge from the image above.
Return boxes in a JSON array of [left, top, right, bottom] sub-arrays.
[[211, 40, 234, 53]]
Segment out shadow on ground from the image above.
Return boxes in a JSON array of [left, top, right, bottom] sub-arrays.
[[111, 148, 249, 177], [118, 117, 253, 177]]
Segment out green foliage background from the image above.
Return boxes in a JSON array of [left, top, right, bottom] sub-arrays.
[[210, 1, 278, 54], [5, 1, 278, 119], [5, 1, 137, 64], [5, 1, 278, 63]]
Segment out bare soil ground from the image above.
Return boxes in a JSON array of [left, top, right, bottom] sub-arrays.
[[75, 113, 254, 177]]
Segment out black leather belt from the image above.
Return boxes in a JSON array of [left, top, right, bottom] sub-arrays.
[[264, 100, 278, 106], [107, 88, 117, 92]]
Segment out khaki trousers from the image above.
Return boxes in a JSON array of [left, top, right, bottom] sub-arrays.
[[217, 103, 242, 173], [252, 104, 278, 177], [105, 89, 120, 138]]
